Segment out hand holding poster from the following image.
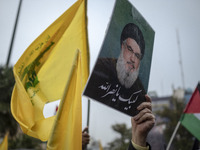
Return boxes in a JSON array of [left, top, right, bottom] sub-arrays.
[[83, 0, 155, 116]]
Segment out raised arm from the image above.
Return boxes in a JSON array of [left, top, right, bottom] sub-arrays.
[[129, 95, 155, 150]]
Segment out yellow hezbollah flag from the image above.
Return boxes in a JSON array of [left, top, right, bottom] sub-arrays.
[[0, 133, 8, 150], [99, 140, 103, 150], [47, 50, 82, 150], [11, 0, 89, 141]]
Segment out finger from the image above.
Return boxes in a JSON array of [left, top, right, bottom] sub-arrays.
[[82, 133, 90, 138], [134, 108, 151, 121], [83, 137, 90, 142], [82, 127, 88, 133], [84, 140, 90, 144], [83, 136, 90, 142], [137, 102, 152, 111], [131, 117, 136, 128], [135, 113, 155, 124], [145, 94, 152, 102]]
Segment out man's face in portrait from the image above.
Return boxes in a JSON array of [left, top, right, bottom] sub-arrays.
[[122, 38, 141, 72], [116, 38, 141, 89]]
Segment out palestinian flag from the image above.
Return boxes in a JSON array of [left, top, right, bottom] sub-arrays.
[[180, 83, 200, 140]]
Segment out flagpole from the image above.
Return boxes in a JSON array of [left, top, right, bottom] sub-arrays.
[[6, 0, 23, 66], [87, 99, 90, 128], [166, 121, 181, 150], [84, 0, 90, 131], [85, 0, 90, 149]]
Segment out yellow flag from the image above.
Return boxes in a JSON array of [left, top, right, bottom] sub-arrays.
[[99, 140, 103, 150], [47, 50, 82, 150], [11, 0, 89, 141], [0, 133, 8, 150]]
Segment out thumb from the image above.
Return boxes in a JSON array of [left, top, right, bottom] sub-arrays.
[[145, 94, 151, 103], [82, 127, 88, 133]]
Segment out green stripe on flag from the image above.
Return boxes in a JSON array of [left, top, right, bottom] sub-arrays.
[[181, 113, 200, 140]]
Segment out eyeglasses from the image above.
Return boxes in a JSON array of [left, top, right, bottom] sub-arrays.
[[123, 41, 142, 60]]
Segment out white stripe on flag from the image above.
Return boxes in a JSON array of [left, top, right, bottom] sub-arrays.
[[194, 113, 200, 120]]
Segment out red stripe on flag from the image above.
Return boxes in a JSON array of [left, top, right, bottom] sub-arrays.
[[184, 84, 200, 113]]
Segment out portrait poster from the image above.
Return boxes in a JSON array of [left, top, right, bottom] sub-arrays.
[[83, 0, 155, 117]]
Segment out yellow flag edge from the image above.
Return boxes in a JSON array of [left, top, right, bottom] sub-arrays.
[[46, 50, 81, 149]]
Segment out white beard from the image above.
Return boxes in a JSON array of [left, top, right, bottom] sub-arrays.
[[116, 51, 139, 89]]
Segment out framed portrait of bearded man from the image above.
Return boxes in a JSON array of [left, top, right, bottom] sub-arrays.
[[83, 0, 155, 117]]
